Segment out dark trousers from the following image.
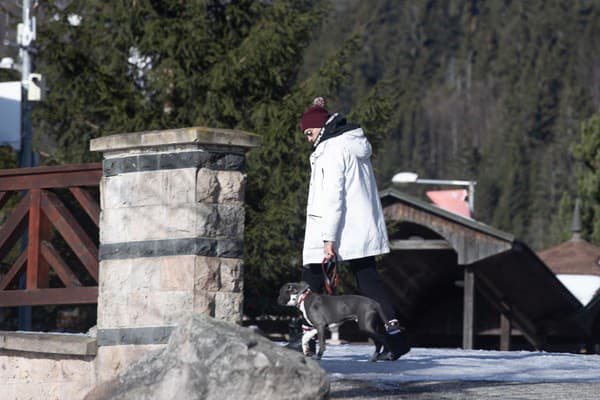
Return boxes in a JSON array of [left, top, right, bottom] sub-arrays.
[[301, 256, 396, 322]]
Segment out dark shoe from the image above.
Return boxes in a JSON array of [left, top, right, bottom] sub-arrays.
[[384, 329, 411, 360], [376, 345, 410, 361]]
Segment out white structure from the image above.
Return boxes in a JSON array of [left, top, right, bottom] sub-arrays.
[[538, 200, 600, 306]]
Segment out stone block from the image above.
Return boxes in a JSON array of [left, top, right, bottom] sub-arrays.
[[99, 260, 132, 294], [165, 203, 218, 238], [100, 203, 218, 243], [220, 258, 244, 292], [0, 353, 59, 383], [128, 259, 161, 292], [90, 127, 261, 153], [194, 256, 221, 291], [102, 170, 196, 209], [193, 290, 216, 316], [99, 207, 133, 243], [161, 292, 194, 325], [160, 256, 195, 291], [214, 291, 243, 324], [99, 178, 107, 211], [0, 331, 97, 356], [99, 258, 179, 329], [213, 153, 245, 171], [216, 170, 246, 203], [217, 204, 245, 238], [127, 291, 193, 327], [95, 344, 165, 383], [0, 353, 95, 400], [167, 168, 197, 204], [97, 290, 129, 329], [99, 258, 160, 296], [126, 292, 162, 327], [196, 168, 218, 203], [59, 357, 96, 382]]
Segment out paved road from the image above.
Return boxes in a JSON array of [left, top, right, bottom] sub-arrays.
[[330, 379, 600, 399]]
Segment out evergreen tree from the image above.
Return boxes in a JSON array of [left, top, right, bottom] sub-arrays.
[[34, 0, 330, 163], [573, 114, 600, 244], [547, 193, 575, 243], [30, 0, 393, 313]]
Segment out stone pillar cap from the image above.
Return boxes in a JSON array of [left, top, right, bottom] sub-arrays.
[[90, 126, 261, 153]]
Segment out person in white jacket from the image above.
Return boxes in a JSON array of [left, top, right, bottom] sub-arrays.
[[295, 97, 410, 360]]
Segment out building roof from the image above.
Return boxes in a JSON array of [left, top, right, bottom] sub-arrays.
[[380, 187, 514, 241], [538, 238, 600, 275], [537, 199, 600, 276], [380, 187, 514, 265]]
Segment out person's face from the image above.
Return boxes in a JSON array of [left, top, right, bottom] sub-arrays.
[[303, 127, 320, 142]]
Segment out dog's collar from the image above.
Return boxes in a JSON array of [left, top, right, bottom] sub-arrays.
[[297, 290, 311, 307]]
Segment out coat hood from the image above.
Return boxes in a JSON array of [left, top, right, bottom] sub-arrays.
[[340, 127, 372, 160], [313, 113, 372, 160], [313, 127, 372, 160]]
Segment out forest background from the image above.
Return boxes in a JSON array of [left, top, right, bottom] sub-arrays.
[[0, 0, 598, 317]]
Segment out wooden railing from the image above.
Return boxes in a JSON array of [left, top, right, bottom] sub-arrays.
[[0, 163, 101, 307]]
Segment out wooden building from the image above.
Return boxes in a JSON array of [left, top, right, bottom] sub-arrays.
[[379, 188, 598, 352], [538, 200, 600, 306]]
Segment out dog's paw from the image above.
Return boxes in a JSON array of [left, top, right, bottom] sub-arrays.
[[312, 354, 322, 361]]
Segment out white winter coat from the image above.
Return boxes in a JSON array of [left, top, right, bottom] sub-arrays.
[[302, 127, 390, 265]]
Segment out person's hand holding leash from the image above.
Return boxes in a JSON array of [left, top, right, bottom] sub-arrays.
[[323, 241, 336, 260]]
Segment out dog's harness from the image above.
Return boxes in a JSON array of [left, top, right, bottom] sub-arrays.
[[296, 288, 314, 327], [296, 288, 318, 351]]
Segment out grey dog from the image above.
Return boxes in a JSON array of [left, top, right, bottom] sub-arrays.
[[278, 281, 389, 361]]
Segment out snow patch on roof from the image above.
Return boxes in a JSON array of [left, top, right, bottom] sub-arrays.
[[555, 274, 600, 306]]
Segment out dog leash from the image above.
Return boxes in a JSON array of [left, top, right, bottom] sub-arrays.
[[297, 289, 311, 306], [321, 255, 339, 295]]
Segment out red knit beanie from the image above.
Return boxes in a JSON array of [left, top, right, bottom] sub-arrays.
[[300, 97, 330, 132]]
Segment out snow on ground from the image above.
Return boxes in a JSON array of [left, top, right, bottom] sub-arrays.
[[318, 345, 600, 383]]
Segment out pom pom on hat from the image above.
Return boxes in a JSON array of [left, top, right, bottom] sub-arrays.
[[312, 97, 325, 107], [300, 97, 330, 132]]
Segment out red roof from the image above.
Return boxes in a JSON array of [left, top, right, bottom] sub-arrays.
[[538, 237, 600, 276]]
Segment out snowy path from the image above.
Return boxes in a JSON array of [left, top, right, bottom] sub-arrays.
[[318, 345, 600, 399], [320, 345, 600, 383]]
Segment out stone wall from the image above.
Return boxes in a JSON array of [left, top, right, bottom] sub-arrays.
[[0, 331, 97, 399]]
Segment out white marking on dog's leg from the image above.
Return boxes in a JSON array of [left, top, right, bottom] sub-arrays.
[[302, 328, 317, 355], [328, 323, 342, 345]]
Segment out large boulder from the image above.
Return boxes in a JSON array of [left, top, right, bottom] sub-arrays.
[[85, 313, 329, 400]]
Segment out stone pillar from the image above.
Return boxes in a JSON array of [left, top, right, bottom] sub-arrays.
[[89, 127, 260, 381]]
